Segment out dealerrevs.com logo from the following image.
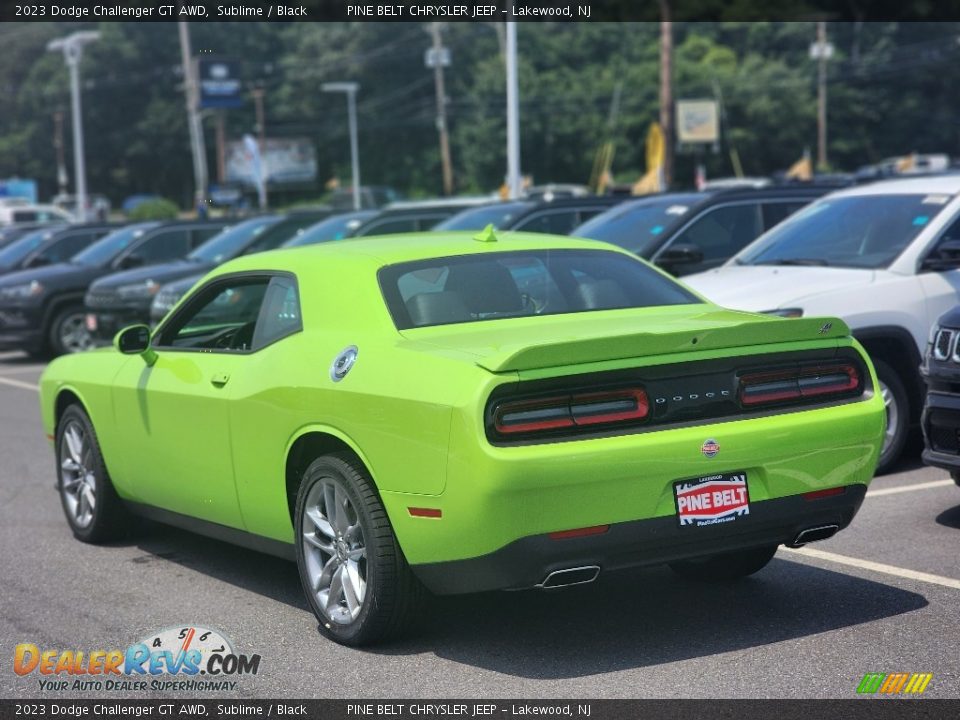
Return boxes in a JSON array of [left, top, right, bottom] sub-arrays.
[[14, 626, 261, 693]]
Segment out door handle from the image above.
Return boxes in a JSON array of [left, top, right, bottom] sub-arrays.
[[211, 372, 230, 387]]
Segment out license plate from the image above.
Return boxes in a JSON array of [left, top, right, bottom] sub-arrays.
[[674, 471, 750, 528]]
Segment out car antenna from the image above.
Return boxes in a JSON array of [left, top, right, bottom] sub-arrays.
[[473, 224, 498, 243]]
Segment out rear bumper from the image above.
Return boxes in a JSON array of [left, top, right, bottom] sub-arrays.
[[411, 485, 866, 594]]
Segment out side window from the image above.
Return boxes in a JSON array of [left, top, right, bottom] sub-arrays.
[[762, 201, 808, 231], [416, 214, 450, 231], [577, 208, 606, 225], [191, 226, 224, 248], [42, 232, 100, 262], [357, 218, 417, 236], [671, 204, 763, 262], [513, 210, 579, 235], [252, 276, 303, 349], [131, 229, 191, 264], [156, 278, 270, 352]]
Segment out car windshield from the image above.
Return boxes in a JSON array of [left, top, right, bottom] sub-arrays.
[[738, 194, 951, 269], [573, 194, 703, 255], [433, 202, 535, 231], [187, 216, 280, 264], [241, 214, 331, 256], [71, 223, 159, 267], [0, 226, 63, 267], [380, 249, 702, 330], [283, 212, 377, 247]]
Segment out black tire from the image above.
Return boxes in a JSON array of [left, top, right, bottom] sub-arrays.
[[873, 358, 909, 476], [294, 452, 425, 646], [55, 404, 129, 543], [951, 471, 960, 488], [48, 305, 93, 356], [669, 544, 778, 582]]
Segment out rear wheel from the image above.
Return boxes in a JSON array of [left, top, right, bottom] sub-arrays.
[[873, 359, 909, 476], [56, 405, 129, 543], [294, 453, 424, 646], [49, 306, 95, 356], [669, 544, 778, 582]]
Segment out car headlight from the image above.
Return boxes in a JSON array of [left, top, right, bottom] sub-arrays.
[[151, 288, 184, 316], [761, 308, 804, 318], [116, 280, 161, 300], [0, 280, 44, 300]]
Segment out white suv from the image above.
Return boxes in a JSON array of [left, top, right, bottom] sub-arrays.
[[683, 175, 960, 473]]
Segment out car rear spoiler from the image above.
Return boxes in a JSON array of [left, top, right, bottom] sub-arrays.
[[475, 316, 852, 373]]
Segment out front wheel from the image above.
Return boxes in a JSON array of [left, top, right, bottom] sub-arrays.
[[56, 405, 129, 543], [873, 359, 909, 476], [49, 306, 95, 356], [294, 453, 424, 646], [669, 544, 778, 582]]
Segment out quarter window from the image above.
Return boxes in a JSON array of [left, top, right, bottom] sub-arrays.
[[671, 204, 763, 262]]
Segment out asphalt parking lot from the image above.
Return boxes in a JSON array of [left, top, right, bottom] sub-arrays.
[[1, 350, 958, 700]]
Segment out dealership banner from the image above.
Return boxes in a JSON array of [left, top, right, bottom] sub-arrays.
[[0, 700, 957, 719], [226, 138, 317, 188], [197, 58, 243, 110]]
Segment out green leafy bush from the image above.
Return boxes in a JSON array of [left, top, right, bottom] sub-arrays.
[[127, 198, 180, 221]]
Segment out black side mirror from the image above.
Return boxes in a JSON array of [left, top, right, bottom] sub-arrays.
[[118, 254, 144, 269], [922, 238, 960, 271], [114, 324, 157, 365], [658, 242, 705, 267]]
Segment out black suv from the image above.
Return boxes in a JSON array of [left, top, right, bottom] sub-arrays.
[[0, 219, 230, 356], [921, 311, 960, 486], [0, 223, 118, 276], [434, 196, 625, 235], [572, 185, 835, 276]]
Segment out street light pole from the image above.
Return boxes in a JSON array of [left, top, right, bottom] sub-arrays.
[[505, 20, 521, 199], [323, 82, 361, 211], [47, 31, 99, 222]]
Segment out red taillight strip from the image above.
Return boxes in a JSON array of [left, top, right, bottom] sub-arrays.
[[803, 487, 846, 501], [740, 364, 860, 407], [408, 507, 442, 518], [494, 388, 649, 435], [548, 525, 609, 540]]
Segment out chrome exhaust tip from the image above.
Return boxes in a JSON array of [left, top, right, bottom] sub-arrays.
[[538, 565, 600, 589], [787, 524, 839, 548]]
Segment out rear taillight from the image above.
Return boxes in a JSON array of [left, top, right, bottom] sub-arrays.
[[494, 387, 649, 436], [739, 363, 860, 407]]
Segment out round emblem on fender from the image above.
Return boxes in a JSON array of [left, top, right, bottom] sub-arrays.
[[330, 346, 358, 382], [701, 438, 720, 458]]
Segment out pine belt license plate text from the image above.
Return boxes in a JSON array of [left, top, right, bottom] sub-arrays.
[[674, 472, 750, 527]]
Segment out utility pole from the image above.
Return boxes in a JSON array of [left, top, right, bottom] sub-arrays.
[[323, 83, 361, 210], [810, 21, 833, 171], [251, 87, 268, 207], [658, 2, 673, 189], [47, 31, 99, 221], [426, 23, 454, 196], [214, 112, 226, 184], [505, 20, 521, 199], [53, 110, 68, 195], [178, 21, 208, 215]]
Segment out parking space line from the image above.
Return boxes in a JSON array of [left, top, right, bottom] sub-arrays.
[[0, 376, 39, 391], [0, 365, 47, 376], [782, 546, 960, 590], [868, 479, 955, 497]]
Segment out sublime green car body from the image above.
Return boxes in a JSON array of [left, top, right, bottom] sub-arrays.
[[40, 231, 885, 645]]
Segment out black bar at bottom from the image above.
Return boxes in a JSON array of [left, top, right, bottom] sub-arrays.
[[0, 699, 956, 720]]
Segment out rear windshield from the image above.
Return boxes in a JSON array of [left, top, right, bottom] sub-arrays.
[[380, 249, 701, 330], [433, 202, 535, 231]]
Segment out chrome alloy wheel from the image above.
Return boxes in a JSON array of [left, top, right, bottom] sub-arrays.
[[302, 478, 367, 625], [59, 420, 96, 528], [59, 312, 95, 353], [879, 378, 898, 455]]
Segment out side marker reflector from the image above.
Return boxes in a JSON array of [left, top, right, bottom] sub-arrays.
[[408, 507, 442, 518], [803, 487, 846, 501]]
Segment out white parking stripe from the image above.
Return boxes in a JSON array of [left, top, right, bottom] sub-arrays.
[[0, 376, 39, 391], [782, 546, 960, 591], [868, 479, 955, 497], [0, 365, 46, 375]]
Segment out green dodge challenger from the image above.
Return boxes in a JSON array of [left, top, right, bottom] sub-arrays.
[[39, 231, 885, 645]]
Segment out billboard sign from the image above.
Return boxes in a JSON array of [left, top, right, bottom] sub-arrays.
[[226, 138, 317, 187], [198, 58, 243, 109], [676, 100, 719, 144]]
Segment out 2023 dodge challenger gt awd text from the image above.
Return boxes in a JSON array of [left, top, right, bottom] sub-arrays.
[[39, 231, 885, 645]]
